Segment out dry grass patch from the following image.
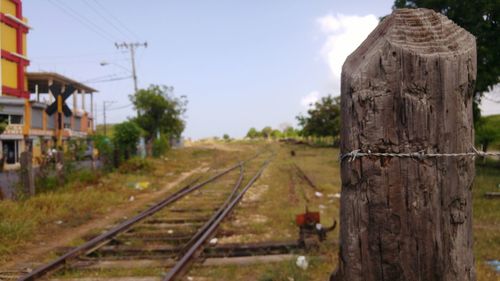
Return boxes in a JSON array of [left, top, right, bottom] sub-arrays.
[[0, 146, 248, 264]]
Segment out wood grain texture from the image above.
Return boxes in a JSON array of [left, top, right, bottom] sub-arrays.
[[332, 8, 477, 281]]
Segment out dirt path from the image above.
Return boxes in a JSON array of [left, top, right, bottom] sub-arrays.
[[2, 165, 207, 270]]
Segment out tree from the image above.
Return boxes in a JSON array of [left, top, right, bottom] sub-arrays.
[[393, 0, 500, 123], [296, 95, 341, 137], [476, 116, 500, 152], [282, 126, 299, 138], [246, 127, 259, 139], [113, 121, 142, 160], [270, 129, 282, 140], [223, 134, 230, 141], [261, 126, 273, 139], [130, 85, 187, 149], [92, 134, 114, 170], [152, 135, 169, 158]]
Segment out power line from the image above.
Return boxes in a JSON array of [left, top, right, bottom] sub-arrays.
[[90, 0, 140, 40], [46, 0, 117, 43], [30, 58, 129, 66], [107, 103, 134, 111], [85, 76, 133, 84], [81, 0, 132, 40], [30, 51, 126, 60], [94, 104, 135, 119], [46, 0, 114, 42], [82, 72, 129, 83], [115, 42, 148, 94]]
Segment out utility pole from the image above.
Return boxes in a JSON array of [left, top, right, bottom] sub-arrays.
[[103, 101, 116, 137], [115, 42, 147, 94], [114, 42, 148, 158]]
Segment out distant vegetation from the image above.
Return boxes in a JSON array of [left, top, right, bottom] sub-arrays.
[[94, 84, 188, 169], [476, 114, 500, 151], [245, 126, 300, 140], [244, 95, 341, 146], [95, 124, 116, 136], [130, 85, 187, 153], [296, 95, 340, 139]]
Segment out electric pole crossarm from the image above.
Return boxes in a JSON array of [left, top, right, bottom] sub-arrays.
[[115, 42, 147, 94]]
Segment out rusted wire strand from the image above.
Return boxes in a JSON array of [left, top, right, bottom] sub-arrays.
[[340, 147, 500, 162]]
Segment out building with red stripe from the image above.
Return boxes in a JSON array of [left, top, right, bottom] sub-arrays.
[[1, 0, 96, 170]]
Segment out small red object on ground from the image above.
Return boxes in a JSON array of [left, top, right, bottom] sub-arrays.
[[296, 211, 320, 226]]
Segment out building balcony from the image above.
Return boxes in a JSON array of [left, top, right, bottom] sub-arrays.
[[0, 72, 98, 168]]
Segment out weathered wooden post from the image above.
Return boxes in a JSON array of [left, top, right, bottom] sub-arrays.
[[333, 9, 476, 281], [20, 151, 35, 197]]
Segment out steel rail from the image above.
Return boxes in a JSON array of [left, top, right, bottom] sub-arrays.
[[163, 157, 273, 281], [180, 165, 245, 254], [18, 160, 248, 281]]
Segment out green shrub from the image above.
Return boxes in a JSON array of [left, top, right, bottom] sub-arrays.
[[92, 134, 114, 171], [36, 175, 59, 193], [153, 136, 169, 158], [113, 121, 142, 161]]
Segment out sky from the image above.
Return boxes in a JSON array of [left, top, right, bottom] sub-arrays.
[[23, 1, 500, 139]]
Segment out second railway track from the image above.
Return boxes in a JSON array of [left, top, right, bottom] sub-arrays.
[[16, 151, 279, 281]]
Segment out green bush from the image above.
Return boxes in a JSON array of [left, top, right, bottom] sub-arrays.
[[152, 136, 169, 158], [36, 175, 59, 193], [92, 134, 114, 171], [113, 121, 142, 161]]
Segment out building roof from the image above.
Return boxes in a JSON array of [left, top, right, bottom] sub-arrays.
[[27, 72, 97, 93]]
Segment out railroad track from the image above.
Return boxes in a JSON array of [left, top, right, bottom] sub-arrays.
[[10, 152, 287, 281]]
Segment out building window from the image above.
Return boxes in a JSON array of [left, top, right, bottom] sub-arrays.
[[0, 114, 24, 125], [2, 140, 20, 164], [10, 115, 23, 124]]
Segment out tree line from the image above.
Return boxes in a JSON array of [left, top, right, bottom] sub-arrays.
[[245, 126, 300, 140], [245, 95, 341, 146], [246, 92, 500, 152]]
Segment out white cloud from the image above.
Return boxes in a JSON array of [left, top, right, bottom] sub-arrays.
[[301, 91, 320, 108], [480, 84, 500, 116], [317, 14, 379, 80], [299, 14, 378, 111]]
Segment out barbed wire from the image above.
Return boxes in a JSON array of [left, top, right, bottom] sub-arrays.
[[340, 147, 500, 162]]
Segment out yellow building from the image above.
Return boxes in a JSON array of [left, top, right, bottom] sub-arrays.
[[1, 0, 96, 169], [1, 0, 29, 98]]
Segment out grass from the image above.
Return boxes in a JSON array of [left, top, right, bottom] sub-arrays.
[[189, 142, 500, 280], [218, 143, 340, 243], [191, 142, 340, 280], [473, 164, 500, 281], [1, 141, 498, 280], [0, 188, 124, 258], [481, 114, 500, 150], [190, 257, 328, 281], [0, 145, 253, 264]]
